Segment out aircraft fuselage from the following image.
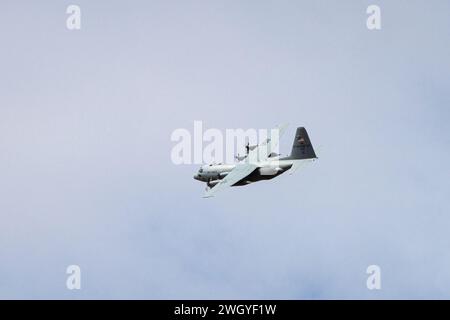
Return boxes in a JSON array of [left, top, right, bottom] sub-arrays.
[[193, 158, 296, 187]]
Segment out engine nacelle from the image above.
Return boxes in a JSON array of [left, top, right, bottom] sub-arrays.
[[207, 179, 221, 188], [259, 166, 282, 176]]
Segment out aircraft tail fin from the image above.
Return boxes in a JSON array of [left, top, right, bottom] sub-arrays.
[[285, 127, 317, 160]]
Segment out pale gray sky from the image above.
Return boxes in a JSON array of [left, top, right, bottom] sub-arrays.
[[0, 0, 449, 299]]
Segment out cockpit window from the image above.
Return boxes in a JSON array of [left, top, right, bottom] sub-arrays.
[[199, 168, 203, 173]]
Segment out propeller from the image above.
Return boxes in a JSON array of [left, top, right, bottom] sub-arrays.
[[245, 141, 258, 154]]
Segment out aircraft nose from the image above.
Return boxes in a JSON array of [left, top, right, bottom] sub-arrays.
[[193, 174, 200, 180]]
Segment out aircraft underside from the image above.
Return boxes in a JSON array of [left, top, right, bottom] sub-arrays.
[[232, 166, 291, 186]]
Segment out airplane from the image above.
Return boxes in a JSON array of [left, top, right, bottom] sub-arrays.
[[193, 125, 317, 197]]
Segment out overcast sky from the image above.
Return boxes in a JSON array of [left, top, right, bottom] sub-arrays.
[[1, 0, 449, 299]]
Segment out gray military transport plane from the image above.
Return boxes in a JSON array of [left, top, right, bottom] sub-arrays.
[[194, 125, 317, 197]]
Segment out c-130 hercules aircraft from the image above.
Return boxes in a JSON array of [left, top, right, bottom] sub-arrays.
[[194, 125, 317, 197]]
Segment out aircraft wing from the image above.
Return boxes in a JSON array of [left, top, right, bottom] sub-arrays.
[[203, 163, 258, 198], [248, 123, 289, 162]]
